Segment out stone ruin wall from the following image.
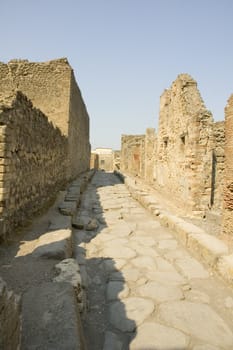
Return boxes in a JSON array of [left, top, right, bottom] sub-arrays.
[[69, 71, 90, 177], [144, 128, 157, 184], [121, 135, 145, 178], [0, 58, 90, 179], [211, 121, 225, 212], [0, 92, 68, 239], [120, 74, 225, 216], [0, 277, 21, 350], [156, 74, 214, 214], [223, 95, 233, 235]]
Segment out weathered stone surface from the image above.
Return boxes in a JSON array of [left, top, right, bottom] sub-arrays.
[[145, 270, 185, 285], [0, 278, 21, 350], [175, 256, 209, 279], [131, 256, 157, 270], [158, 239, 178, 250], [130, 322, 188, 350], [59, 201, 77, 216], [137, 281, 183, 302], [49, 214, 72, 231], [53, 258, 86, 312], [109, 297, 154, 332], [159, 301, 233, 347], [33, 229, 72, 259], [109, 220, 132, 237], [187, 233, 228, 266], [217, 254, 233, 286], [193, 345, 220, 350], [106, 281, 129, 301], [222, 95, 233, 235], [104, 259, 126, 272], [110, 268, 141, 282], [102, 246, 136, 259], [103, 331, 123, 350], [22, 282, 86, 350]]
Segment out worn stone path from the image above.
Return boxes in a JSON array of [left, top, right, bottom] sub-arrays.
[[74, 171, 233, 350]]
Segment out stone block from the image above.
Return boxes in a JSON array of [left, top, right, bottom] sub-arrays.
[[21, 282, 86, 350], [187, 233, 228, 266], [32, 229, 72, 259]]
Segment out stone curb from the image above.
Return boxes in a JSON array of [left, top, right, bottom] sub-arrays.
[[115, 171, 233, 288]]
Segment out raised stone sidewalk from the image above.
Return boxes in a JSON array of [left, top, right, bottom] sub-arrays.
[[118, 172, 233, 288]]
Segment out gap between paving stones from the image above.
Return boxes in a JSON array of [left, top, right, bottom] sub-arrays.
[[115, 171, 233, 289]]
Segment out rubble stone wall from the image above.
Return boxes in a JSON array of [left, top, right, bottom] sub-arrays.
[[0, 92, 68, 238], [120, 74, 226, 216], [121, 135, 145, 178], [223, 95, 233, 235], [144, 128, 156, 184], [0, 278, 21, 349], [156, 74, 214, 214], [211, 121, 225, 212], [0, 58, 90, 179], [68, 71, 90, 177]]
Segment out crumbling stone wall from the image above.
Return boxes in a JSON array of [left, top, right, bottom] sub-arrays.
[[0, 92, 68, 238], [0, 58, 90, 179], [144, 128, 156, 184], [155, 74, 214, 214], [0, 277, 21, 350], [121, 135, 145, 177], [211, 121, 225, 212], [223, 95, 233, 235]]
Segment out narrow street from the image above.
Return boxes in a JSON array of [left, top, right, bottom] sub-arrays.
[[74, 171, 233, 350]]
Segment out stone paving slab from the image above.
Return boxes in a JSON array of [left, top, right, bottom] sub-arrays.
[[121, 172, 233, 286], [21, 282, 86, 350], [78, 171, 233, 350]]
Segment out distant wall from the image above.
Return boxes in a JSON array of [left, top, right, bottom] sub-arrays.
[[0, 277, 21, 350], [223, 95, 233, 235], [90, 153, 99, 169], [0, 58, 90, 179], [0, 92, 68, 238], [121, 135, 145, 178]]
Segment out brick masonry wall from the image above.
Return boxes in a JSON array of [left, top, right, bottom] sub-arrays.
[[0, 58, 90, 179], [0, 92, 68, 239], [0, 277, 21, 350], [223, 95, 233, 235]]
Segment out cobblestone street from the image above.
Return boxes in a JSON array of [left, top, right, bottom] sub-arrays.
[[74, 171, 233, 350]]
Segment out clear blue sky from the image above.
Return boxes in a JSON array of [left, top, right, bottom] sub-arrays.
[[1, 0, 233, 150]]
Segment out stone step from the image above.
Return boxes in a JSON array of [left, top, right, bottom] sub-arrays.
[[21, 282, 86, 350]]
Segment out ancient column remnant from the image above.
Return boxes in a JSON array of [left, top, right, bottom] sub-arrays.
[[223, 95, 233, 235]]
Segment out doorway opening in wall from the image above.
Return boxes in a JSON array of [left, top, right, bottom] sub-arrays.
[[100, 159, 105, 170]]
